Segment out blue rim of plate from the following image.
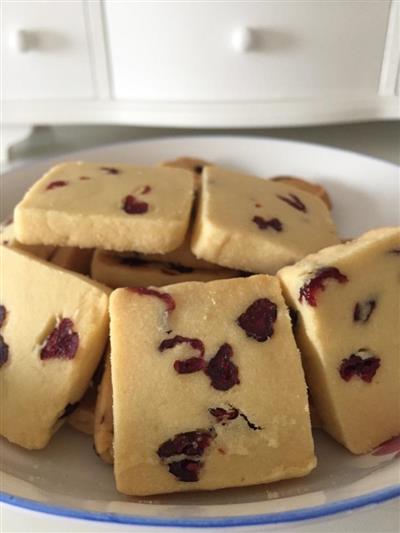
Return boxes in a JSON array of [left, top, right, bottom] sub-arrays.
[[1, 485, 399, 527]]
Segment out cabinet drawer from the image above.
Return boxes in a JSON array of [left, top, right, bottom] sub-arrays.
[[2, 1, 93, 100], [105, 0, 390, 101]]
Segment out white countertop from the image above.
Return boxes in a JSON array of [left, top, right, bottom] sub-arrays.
[[1, 121, 399, 533]]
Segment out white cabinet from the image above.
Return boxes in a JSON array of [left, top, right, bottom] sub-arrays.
[[105, 1, 390, 101], [2, 0, 94, 100], [1, 0, 399, 146]]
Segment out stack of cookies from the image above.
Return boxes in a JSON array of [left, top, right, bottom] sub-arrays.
[[1, 158, 398, 496]]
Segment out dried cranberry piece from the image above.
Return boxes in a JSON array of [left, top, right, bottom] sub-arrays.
[[353, 300, 376, 323], [0, 335, 9, 367], [168, 459, 202, 482], [129, 287, 176, 312], [194, 165, 204, 175], [174, 357, 206, 374], [205, 343, 240, 391], [158, 429, 215, 482], [239, 411, 262, 430], [0, 305, 6, 328], [100, 166, 120, 174], [58, 402, 80, 419], [299, 267, 348, 307], [237, 298, 278, 342], [209, 407, 239, 423], [339, 355, 360, 381], [358, 358, 381, 382], [122, 195, 149, 214], [159, 335, 205, 358], [157, 430, 214, 458], [253, 216, 282, 232], [277, 193, 307, 212], [40, 318, 79, 360], [209, 406, 261, 430], [46, 180, 68, 190], [388, 248, 400, 255], [372, 435, 400, 456], [140, 185, 151, 194], [339, 350, 380, 383]]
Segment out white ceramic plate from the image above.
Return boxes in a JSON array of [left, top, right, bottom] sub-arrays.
[[1, 136, 399, 528]]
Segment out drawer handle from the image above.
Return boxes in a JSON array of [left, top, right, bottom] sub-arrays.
[[231, 27, 254, 53], [8, 29, 35, 53]]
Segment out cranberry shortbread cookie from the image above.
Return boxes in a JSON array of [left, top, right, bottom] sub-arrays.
[[14, 162, 195, 253], [278, 227, 400, 454], [0, 247, 109, 449], [110, 275, 316, 496], [191, 166, 339, 274]]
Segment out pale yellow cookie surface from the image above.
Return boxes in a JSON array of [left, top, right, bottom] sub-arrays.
[[278, 227, 400, 454], [14, 162, 195, 253], [0, 247, 109, 449], [191, 167, 339, 274], [110, 276, 315, 496]]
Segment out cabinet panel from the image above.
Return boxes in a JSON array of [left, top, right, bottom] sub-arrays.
[[105, 0, 390, 101], [2, 1, 94, 100]]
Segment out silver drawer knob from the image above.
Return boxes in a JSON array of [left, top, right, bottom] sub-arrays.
[[231, 27, 254, 53]]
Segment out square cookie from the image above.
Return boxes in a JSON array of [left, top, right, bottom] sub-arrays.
[[278, 227, 400, 454], [191, 166, 339, 273], [0, 247, 110, 449], [110, 275, 315, 496], [14, 162, 195, 253]]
